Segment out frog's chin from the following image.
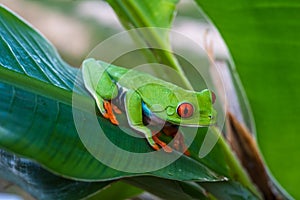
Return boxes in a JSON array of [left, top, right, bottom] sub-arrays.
[[167, 118, 216, 127]]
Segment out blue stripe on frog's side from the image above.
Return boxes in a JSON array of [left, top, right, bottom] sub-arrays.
[[142, 102, 152, 117]]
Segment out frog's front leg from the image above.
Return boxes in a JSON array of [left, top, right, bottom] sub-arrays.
[[125, 90, 172, 152], [82, 58, 120, 125]]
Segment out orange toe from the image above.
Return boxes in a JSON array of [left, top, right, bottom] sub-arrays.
[[153, 135, 172, 153], [151, 144, 160, 151], [110, 118, 119, 125], [103, 101, 119, 125], [184, 149, 190, 156]]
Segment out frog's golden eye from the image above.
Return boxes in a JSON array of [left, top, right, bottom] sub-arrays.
[[177, 103, 194, 118]]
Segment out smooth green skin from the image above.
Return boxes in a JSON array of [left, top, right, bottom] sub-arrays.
[[82, 58, 216, 148]]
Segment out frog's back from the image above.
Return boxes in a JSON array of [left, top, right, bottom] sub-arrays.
[[101, 61, 193, 110], [97, 61, 128, 79], [104, 62, 173, 89]]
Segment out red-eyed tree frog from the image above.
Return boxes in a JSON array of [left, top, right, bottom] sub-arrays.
[[82, 58, 216, 154]]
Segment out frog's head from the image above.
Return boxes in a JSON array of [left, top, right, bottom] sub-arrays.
[[162, 89, 217, 127]]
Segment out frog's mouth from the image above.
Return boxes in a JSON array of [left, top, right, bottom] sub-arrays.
[[165, 109, 217, 127], [153, 114, 216, 127], [178, 117, 216, 127]]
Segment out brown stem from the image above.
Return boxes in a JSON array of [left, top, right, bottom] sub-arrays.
[[227, 112, 283, 200]]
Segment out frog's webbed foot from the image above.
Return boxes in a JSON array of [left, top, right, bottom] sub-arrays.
[[103, 101, 120, 125], [152, 132, 172, 153], [172, 131, 190, 156]]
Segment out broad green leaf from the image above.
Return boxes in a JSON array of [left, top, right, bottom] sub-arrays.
[[0, 5, 223, 182], [0, 150, 110, 200], [87, 181, 143, 200], [194, 0, 297, 198], [0, 5, 82, 104], [127, 176, 262, 200], [125, 176, 210, 200], [199, 181, 259, 200]]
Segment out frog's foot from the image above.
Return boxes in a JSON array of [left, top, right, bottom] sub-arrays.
[[152, 134, 172, 153], [183, 148, 190, 156], [112, 104, 122, 114], [103, 101, 119, 125], [151, 143, 160, 151], [173, 132, 190, 156]]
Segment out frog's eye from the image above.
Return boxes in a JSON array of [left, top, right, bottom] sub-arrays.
[[211, 91, 216, 104], [177, 103, 194, 118]]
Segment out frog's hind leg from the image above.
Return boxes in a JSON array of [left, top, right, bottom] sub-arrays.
[[162, 126, 190, 155], [173, 131, 190, 156], [83, 59, 121, 125], [152, 132, 172, 153]]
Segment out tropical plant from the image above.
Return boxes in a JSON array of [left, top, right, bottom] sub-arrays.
[[1, 0, 298, 199]]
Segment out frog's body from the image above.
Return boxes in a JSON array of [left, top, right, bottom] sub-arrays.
[[82, 58, 216, 153]]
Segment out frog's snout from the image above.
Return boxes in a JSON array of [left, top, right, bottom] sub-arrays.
[[208, 108, 217, 124]]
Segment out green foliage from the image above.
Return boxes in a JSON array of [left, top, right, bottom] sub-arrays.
[[0, 4, 258, 199], [0, 150, 110, 200], [107, 0, 194, 89], [87, 181, 142, 200], [195, 0, 300, 198], [0, 0, 297, 198], [0, 5, 223, 183]]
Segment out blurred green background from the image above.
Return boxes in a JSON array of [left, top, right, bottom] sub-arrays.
[[1, 0, 299, 199]]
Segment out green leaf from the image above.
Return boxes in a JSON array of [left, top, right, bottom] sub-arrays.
[[107, 0, 194, 89], [126, 176, 262, 200], [87, 181, 143, 200], [0, 150, 110, 200], [125, 176, 210, 200], [200, 181, 259, 200], [194, 0, 298, 198], [0, 5, 223, 182], [107, 0, 179, 29], [0, 5, 82, 104]]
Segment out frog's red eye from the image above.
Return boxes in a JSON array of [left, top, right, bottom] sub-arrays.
[[177, 103, 194, 118], [211, 92, 216, 104]]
